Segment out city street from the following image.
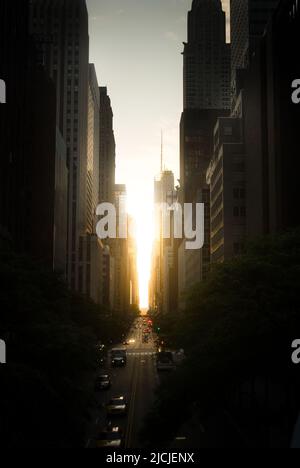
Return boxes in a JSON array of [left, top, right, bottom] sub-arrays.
[[87, 318, 159, 448], [2, 0, 299, 451]]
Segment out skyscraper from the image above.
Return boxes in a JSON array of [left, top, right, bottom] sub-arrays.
[[243, 0, 300, 236], [112, 184, 130, 314], [0, 0, 31, 246], [150, 170, 177, 315], [0, 0, 68, 275], [128, 217, 139, 310], [206, 117, 245, 263], [230, 0, 279, 102], [86, 64, 100, 235], [99, 87, 116, 204], [179, 0, 231, 292], [77, 64, 103, 304], [98, 87, 117, 310], [30, 0, 89, 289], [183, 0, 231, 110]]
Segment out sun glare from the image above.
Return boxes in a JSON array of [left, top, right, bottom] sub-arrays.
[[127, 183, 154, 311]]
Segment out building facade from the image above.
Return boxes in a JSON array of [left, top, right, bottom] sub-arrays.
[[150, 170, 178, 315], [30, 0, 89, 289], [243, 0, 300, 237], [86, 64, 100, 235], [183, 0, 231, 110], [99, 87, 116, 204], [207, 117, 246, 263], [0, 1, 68, 275], [230, 0, 279, 105], [178, 0, 231, 302], [77, 63, 105, 303], [111, 184, 130, 314]]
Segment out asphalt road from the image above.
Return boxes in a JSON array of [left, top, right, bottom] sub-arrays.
[[87, 318, 159, 448]]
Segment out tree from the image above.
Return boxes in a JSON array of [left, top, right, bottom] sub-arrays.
[[0, 239, 136, 447], [141, 229, 300, 448]]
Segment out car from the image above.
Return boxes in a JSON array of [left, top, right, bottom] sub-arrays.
[[96, 426, 123, 448], [95, 374, 111, 391], [111, 348, 127, 367], [156, 351, 176, 371], [106, 396, 127, 416]]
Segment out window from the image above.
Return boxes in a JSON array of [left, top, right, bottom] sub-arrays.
[[233, 206, 246, 217], [240, 206, 246, 217], [234, 243, 242, 255], [233, 206, 239, 217], [233, 188, 240, 199], [233, 188, 246, 199]]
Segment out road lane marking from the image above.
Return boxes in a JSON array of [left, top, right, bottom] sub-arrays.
[[125, 355, 141, 449], [124, 355, 138, 448]]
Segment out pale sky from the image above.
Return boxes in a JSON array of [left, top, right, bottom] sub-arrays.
[[87, 0, 230, 307]]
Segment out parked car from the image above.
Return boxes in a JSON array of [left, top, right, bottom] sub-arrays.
[[156, 351, 175, 371], [95, 374, 111, 391], [106, 396, 127, 416], [96, 426, 123, 448]]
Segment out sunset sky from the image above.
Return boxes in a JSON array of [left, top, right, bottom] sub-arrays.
[[87, 0, 230, 307]]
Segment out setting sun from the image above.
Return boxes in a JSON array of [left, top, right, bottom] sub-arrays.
[[127, 182, 154, 310]]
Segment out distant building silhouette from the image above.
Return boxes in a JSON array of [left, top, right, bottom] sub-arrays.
[[207, 117, 245, 263], [128, 216, 140, 310], [179, 108, 228, 288], [30, 0, 89, 290], [111, 184, 130, 314], [99, 87, 116, 204], [183, 0, 231, 110], [243, 0, 300, 236], [78, 64, 104, 304], [230, 0, 279, 107], [150, 170, 177, 315], [0, 0, 68, 275], [176, 0, 231, 306]]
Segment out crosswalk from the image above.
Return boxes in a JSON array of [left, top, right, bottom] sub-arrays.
[[127, 351, 156, 357]]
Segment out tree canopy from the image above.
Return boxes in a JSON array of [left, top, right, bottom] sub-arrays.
[[0, 240, 137, 447], [143, 229, 300, 448]]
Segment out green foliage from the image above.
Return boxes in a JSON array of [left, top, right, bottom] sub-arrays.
[[142, 229, 300, 447], [0, 241, 135, 447]]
